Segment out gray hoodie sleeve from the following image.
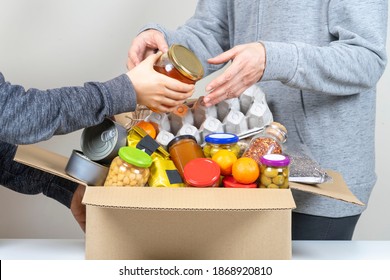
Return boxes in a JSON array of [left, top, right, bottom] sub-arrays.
[[0, 72, 137, 144]]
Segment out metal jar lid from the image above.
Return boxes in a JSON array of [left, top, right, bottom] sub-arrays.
[[81, 118, 127, 165], [168, 44, 204, 82]]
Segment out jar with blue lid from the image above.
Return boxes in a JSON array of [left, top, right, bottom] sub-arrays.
[[203, 133, 240, 158]]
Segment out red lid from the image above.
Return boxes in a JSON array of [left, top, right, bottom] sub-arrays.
[[183, 158, 221, 187], [223, 175, 258, 188]]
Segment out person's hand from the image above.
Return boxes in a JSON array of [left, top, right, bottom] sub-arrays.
[[70, 184, 86, 232], [127, 29, 168, 70], [203, 42, 266, 107], [127, 52, 195, 113]]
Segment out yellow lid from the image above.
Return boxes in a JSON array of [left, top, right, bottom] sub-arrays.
[[168, 44, 204, 81]]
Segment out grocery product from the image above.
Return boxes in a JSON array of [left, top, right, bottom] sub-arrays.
[[203, 132, 240, 158], [259, 154, 290, 189]]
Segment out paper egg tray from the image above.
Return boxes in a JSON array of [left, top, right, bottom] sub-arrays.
[[146, 85, 274, 147]]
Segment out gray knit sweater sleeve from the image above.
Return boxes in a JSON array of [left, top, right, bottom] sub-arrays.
[[0, 72, 137, 144]]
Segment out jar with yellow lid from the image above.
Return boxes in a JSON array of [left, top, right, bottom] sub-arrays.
[[154, 44, 204, 84], [104, 146, 152, 187], [242, 122, 287, 165]]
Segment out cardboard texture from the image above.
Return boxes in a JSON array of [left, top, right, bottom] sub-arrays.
[[14, 144, 364, 260]]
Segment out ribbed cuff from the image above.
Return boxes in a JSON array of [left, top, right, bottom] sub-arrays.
[[43, 176, 79, 208], [260, 41, 299, 83]]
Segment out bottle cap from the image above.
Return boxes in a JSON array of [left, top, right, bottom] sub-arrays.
[[204, 133, 239, 145], [118, 146, 152, 168], [260, 154, 290, 167], [183, 158, 220, 187]]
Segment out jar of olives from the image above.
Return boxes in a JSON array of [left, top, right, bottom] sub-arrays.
[[104, 146, 152, 187], [203, 133, 240, 158], [259, 154, 290, 189]]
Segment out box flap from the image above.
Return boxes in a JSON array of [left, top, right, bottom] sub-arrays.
[[14, 144, 86, 186], [290, 170, 364, 206], [82, 186, 296, 210]]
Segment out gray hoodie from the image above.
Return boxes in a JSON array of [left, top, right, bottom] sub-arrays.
[[143, 0, 388, 217]]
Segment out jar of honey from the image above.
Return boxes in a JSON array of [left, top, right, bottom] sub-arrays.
[[154, 44, 204, 84], [167, 135, 205, 179]]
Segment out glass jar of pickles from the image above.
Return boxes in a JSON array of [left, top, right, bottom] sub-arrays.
[[104, 146, 152, 187], [259, 154, 290, 189], [154, 44, 204, 84], [242, 122, 287, 165], [203, 133, 240, 158]]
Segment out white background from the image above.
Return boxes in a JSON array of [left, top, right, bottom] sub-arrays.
[[0, 0, 389, 240]]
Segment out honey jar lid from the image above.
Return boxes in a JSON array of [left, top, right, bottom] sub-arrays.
[[183, 158, 221, 187], [168, 44, 204, 81], [118, 146, 152, 168]]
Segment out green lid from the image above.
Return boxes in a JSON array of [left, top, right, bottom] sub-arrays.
[[118, 146, 152, 168]]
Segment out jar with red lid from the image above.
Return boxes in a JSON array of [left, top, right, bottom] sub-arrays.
[[259, 154, 290, 189], [183, 158, 221, 187], [222, 175, 257, 188], [167, 135, 205, 180], [154, 44, 204, 84]]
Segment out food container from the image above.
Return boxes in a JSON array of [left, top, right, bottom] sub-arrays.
[[65, 150, 109, 186], [242, 121, 287, 165], [104, 146, 152, 187], [81, 118, 127, 165], [259, 154, 290, 189], [154, 44, 204, 84], [203, 133, 240, 158], [167, 135, 205, 179], [183, 158, 221, 187]]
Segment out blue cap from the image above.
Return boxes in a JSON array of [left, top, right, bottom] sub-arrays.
[[204, 133, 239, 144]]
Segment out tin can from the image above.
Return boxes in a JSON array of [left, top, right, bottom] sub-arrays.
[[259, 154, 290, 189]]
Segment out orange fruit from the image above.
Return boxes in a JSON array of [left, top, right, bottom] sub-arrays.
[[232, 157, 260, 184], [135, 120, 157, 139], [212, 150, 237, 176]]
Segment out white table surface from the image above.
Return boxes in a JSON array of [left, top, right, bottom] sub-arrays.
[[1, 239, 390, 260]]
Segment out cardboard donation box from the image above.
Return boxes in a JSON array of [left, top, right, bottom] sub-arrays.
[[14, 145, 364, 260]]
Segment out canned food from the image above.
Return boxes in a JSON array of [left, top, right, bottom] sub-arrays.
[[183, 158, 221, 187], [203, 133, 240, 158], [259, 154, 290, 189]]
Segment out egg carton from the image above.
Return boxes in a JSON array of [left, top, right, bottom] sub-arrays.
[[146, 85, 274, 148]]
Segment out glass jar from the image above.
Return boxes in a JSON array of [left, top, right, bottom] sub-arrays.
[[154, 44, 204, 84], [242, 121, 287, 165], [259, 154, 290, 189], [104, 146, 152, 187], [183, 158, 221, 187], [203, 133, 240, 158], [167, 135, 205, 179]]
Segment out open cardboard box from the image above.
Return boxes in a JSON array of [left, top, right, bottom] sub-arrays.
[[14, 144, 364, 260]]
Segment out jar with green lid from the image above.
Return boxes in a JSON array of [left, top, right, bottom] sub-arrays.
[[203, 133, 240, 158], [154, 44, 204, 84], [259, 154, 290, 189], [104, 146, 152, 187]]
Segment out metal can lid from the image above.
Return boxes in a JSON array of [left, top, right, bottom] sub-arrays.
[[118, 146, 152, 168], [168, 44, 204, 81], [81, 118, 127, 163], [222, 175, 257, 188], [260, 154, 290, 167], [204, 133, 239, 145], [183, 158, 220, 187]]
